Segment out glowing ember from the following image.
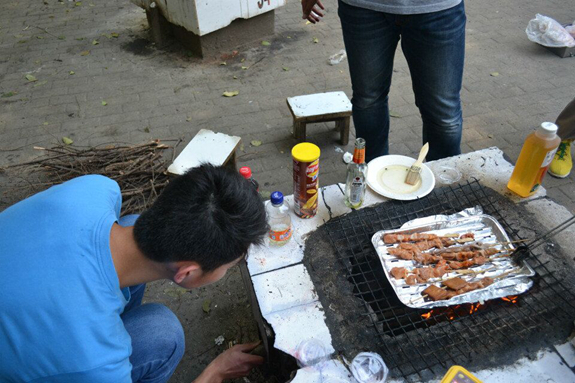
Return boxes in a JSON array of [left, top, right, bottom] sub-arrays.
[[421, 310, 434, 319], [502, 295, 519, 304], [468, 303, 482, 314]]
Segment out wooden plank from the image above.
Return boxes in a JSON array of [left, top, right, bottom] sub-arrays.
[[167, 129, 241, 175], [287, 91, 352, 119], [336, 117, 350, 146]]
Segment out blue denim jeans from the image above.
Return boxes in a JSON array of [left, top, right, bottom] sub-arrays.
[[119, 215, 185, 383], [338, 0, 466, 162]]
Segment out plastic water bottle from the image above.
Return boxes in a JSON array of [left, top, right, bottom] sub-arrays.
[[267, 191, 292, 246]]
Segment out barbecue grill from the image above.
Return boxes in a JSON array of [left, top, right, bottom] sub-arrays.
[[302, 179, 575, 381]]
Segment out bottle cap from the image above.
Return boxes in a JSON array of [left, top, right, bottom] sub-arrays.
[[538, 122, 558, 137], [270, 191, 283, 205], [239, 166, 252, 179]]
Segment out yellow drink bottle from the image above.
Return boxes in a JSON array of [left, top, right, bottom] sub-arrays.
[[507, 122, 560, 198]]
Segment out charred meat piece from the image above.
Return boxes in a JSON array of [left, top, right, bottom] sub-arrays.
[[390, 267, 408, 280], [442, 277, 468, 290], [423, 285, 449, 301]]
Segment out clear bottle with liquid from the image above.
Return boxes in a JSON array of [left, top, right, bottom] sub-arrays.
[[507, 122, 561, 198], [345, 138, 368, 208], [267, 191, 292, 246]]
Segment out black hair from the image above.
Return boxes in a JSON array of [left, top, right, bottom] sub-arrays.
[[133, 164, 268, 272]]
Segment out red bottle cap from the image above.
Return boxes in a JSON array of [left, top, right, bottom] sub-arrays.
[[239, 166, 252, 179]]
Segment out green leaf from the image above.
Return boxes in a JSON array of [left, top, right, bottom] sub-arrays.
[[69, 71, 75, 75], [80, 50, 90, 56], [490, 72, 499, 77], [222, 91, 239, 97], [261, 40, 271, 46], [110, 32, 119, 38], [76, 37, 85, 41], [43, 122, 49, 126], [101, 100, 107, 106], [389, 111, 402, 118], [144, 127, 150, 133], [62, 137, 73, 145], [36, 36, 44, 39], [220, 61, 227, 66], [233, 75, 238, 79], [313, 37, 319, 43], [241, 66, 248, 70], [282, 66, 289, 71], [34, 80, 48, 87], [1, 91, 16, 98], [202, 299, 211, 314], [251, 140, 262, 147], [92, 39, 99, 45], [75, 1, 81, 6], [25, 74, 37, 82]]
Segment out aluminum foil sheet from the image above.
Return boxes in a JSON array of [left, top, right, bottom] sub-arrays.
[[371, 207, 535, 309]]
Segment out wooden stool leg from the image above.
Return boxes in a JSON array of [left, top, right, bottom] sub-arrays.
[[337, 117, 350, 146], [293, 120, 306, 142], [224, 150, 237, 171]]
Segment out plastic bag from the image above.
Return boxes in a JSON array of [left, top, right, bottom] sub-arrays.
[[350, 352, 389, 382], [566, 22, 575, 38], [526, 14, 575, 48], [328, 49, 347, 65]]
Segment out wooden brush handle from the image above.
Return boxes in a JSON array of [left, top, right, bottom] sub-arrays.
[[413, 142, 429, 167]]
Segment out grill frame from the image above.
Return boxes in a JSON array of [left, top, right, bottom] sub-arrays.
[[324, 180, 575, 381]]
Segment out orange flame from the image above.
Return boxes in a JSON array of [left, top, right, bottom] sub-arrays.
[[502, 295, 519, 304], [421, 310, 434, 320], [468, 303, 482, 314]]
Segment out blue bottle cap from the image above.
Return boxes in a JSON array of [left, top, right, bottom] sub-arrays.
[[270, 191, 283, 205]]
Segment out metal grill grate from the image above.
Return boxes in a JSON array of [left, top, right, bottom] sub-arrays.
[[324, 180, 575, 381]]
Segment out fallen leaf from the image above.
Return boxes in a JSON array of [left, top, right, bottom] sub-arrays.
[[92, 39, 99, 45], [287, 36, 292, 39], [36, 36, 44, 39], [69, 71, 75, 75], [76, 37, 85, 41], [1, 91, 16, 98], [241, 58, 245, 63], [186, 117, 192, 122], [259, 190, 271, 199], [488, 134, 494, 138], [313, 37, 319, 43], [18, 40, 28, 44], [34, 80, 48, 87], [43, 122, 49, 125], [389, 111, 402, 118], [261, 40, 271, 46], [163, 287, 187, 299], [58, 35, 65, 40], [241, 66, 248, 70], [144, 127, 150, 133], [220, 61, 227, 66], [202, 299, 211, 314], [111, 32, 119, 38], [25, 74, 37, 82], [490, 72, 499, 77], [80, 50, 90, 56], [62, 137, 73, 145], [75, 1, 81, 6], [306, 21, 312, 25], [222, 91, 239, 97], [251, 140, 262, 147], [101, 100, 107, 106], [233, 75, 238, 79], [282, 66, 289, 71]]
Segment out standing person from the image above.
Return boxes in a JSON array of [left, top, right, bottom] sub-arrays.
[[549, 97, 575, 178], [0, 165, 267, 383], [302, 0, 466, 162]]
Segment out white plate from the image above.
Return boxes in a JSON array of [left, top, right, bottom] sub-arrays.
[[366, 155, 435, 200]]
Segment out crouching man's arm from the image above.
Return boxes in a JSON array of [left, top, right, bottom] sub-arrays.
[[194, 342, 264, 383]]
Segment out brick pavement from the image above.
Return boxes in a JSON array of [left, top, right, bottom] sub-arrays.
[[1, 0, 574, 381]]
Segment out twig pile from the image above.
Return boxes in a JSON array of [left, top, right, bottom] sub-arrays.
[[1, 140, 180, 215]]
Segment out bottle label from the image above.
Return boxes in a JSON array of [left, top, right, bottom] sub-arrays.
[[353, 148, 365, 164], [350, 177, 364, 204], [269, 227, 292, 242], [541, 148, 557, 168]]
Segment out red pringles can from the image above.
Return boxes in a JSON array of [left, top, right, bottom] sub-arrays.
[[292, 143, 321, 218]]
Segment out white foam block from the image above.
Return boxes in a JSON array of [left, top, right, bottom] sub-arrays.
[[251, 264, 317, 316], [291, 359, 354, 383], [288, 91, 352, 119]]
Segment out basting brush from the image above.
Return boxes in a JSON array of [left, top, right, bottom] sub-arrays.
[[405, 142, 429, 185]]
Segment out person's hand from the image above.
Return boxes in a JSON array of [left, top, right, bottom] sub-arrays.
[[302, 0, 325, 24], [193, 342, 264, 383]]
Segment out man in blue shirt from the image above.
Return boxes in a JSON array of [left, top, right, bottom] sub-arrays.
[[0, 164, 268, 383]]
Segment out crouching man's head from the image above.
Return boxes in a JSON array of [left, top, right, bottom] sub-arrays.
[[134, 164, 268, 288]]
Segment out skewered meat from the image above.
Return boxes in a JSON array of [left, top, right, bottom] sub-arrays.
[[397, 243, 422, 254], [405, 275, 418, 285], [383, 233, 438, 244], [387, 248, 414, 260], [442, 277, 468, 290], [415, 267, 434, 282], [461, 233, 475, 239], [390, 267, 408, 280], [422, 285, 450, 301], [455, 277, 494, 294]]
